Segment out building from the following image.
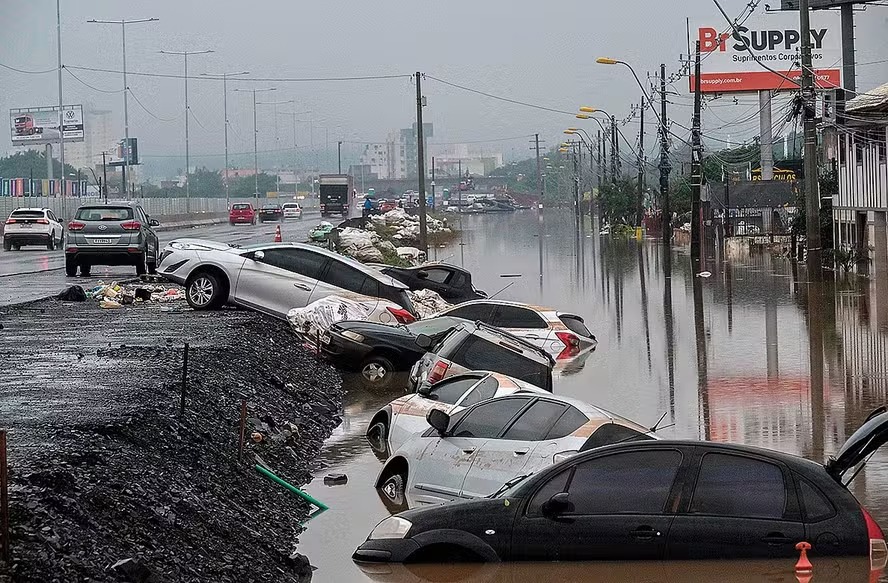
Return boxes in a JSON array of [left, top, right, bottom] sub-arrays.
[[359, 143, 388, 179], [710, 180, 797, 235], [65, 107, 116, 172], [400, 123, 433, 180], [833, 81, 888, 272]]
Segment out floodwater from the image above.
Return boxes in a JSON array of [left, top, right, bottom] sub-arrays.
[[299, 209, 888, 582]]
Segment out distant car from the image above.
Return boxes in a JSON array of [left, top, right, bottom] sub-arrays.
[[320, 316, 469, 389], [433, 300, 595, 358], [3, 208, 64, 251], [282, 202, 303, 220], [259, 204, 283, 222], [357, 410, 888, 564], [379, 264, 487, 304], [158, 239, 417, 322], [367, 371, 547, 456], [65, 202, 160, 277], [377, 199, 398, 213], [409, 322, 555, 392], [229, 203, 257, 225], [374, 391, 656, 511]]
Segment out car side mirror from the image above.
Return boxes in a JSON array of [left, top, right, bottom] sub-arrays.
[[253, 250, 265, 261], [414, 334, 433, 350], [416, 270, 429, 280], [542, 492, 572, 516], [148, 218, 160, 227], [426, 408, 450, 436]]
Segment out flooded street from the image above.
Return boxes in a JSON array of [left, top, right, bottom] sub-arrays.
[[300, 209, 888, 582]]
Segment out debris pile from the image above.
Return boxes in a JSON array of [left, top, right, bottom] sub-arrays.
[[71, 281, 187, 308], [287, 294, 378, 342], [408, 289, 451, 319], [337, 227, 384, 263], [369, 208, 450, 242]]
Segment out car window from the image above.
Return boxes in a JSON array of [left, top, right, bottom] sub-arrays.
[[260, 248, 326, 280], [428, 376, 481, 405], [451, 397, 531, 439], [323, 262, 367, 294], [528, 469, 572, 517], [75, 206, 133, 221], [423, 268, 452, 284], [232, 204, 251, 210], [502, 400, 567, 441], [10, 210, 45, 219], [798, 477, 835, 522], [460, 376, 498, 407], [446, 334, 550, 390], [580, 423, 652, 451], [546, 406, 590, 439], [47, 211, 57, 222], [567, 450, 683, 515], [360, 277, 379, 298], [559, 315, 592, 338], [452, 272, 466, 288], [690, 453, 787, 519], [492, 306, 548, 329], [446, 303, 496, 323]]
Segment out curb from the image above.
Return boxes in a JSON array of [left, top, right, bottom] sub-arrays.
[[154, 217, 227, 232]]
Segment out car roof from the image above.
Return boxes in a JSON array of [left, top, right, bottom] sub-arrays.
[[10, 207, 49, 213], [446, 299, 556, 314], [460, 322, 555, 366]]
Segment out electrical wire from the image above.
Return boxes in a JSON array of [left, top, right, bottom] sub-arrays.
[[64, 67, 125, 94], [128, 90, 184, 123], [0, 61, 57, 74], [65, 65, 411, 83], [424, 75, 576, 116]]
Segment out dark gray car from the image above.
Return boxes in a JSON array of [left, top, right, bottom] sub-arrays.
[[65, 202, 160, 277]]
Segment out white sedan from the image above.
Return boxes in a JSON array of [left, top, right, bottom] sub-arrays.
[[282, 202, 303, 220], [157, 239, 417, 323], [366, 371, 546, 455]]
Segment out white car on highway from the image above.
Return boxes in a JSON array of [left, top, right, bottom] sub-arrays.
[[375, 392, 656, 510], [157, 239, 418, 322], [431, 300, 596, 359], [282, 202, 303, 220], [3, 207, 64, 251]]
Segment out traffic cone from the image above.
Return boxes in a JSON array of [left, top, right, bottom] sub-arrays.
[[273, 225, 282, 243], [795, 541, 813, 575]]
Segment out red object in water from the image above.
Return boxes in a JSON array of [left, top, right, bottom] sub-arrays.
[[795, 541, 813, 573], [273, 225, 282, 243]]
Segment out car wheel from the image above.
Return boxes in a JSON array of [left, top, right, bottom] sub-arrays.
[[46, 234, 55, 251], [380, 473, 406, 507], [2, 239, 10, 252], [147, 261, 157, 275], [135, 253, 147, 276], [65, 258, 77, 276], [80, 263, 91, 277], [360, 355, 395, 389], [366, 420, 389, 454], [186, 272, 222, 310]]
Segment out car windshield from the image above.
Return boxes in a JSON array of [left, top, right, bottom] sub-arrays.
[[282, 204, 299, 209], [405, 317, 462, 336], [262, 205, 280, 210], [232, 204, 251, 210], [560, 315, 592, 338], [10, 210, 45, 219], [75, 207, 133, 221], [445, 333, 551, 390]]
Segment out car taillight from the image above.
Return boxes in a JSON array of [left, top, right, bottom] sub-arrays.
[[555, 331, 581, 360], [427, 360, 450, 384], [4, 218, 15, 225], [387, 307, 416, 324], [36, 218, 49, 224], [863, 507, 888, 568], [68, 221, 85, 231], [120, 221, 141, 230]]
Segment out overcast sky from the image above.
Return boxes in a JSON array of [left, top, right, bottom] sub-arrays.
[[2, 0, 886, 176]]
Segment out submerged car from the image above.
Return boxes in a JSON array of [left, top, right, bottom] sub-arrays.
[[432, 300, 595, 358], [321, 316, 469, 389], [366, 371, 547, 455], [357, 409, 888, 564], [158, 239, 416, 321], [375, 391, 655, 510], [379, 264, 487, 304], [65, 202, 161, 276], [409, 322, 555, 392]]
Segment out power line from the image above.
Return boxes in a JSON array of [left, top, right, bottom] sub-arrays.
[[64, 67, 125, 94], [65, 64, 411, 83], [425, 74, 576, 116], [0, 61, 57, 74]]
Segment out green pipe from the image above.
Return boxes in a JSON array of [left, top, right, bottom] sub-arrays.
[[255, 464, 330, 511]]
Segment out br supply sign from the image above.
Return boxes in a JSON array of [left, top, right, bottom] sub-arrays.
[[690, 11, 841, 93], [10, 105, 84, 145]]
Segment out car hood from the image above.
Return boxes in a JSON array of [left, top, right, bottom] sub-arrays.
[[826, 407, 888, 481], [333, 320, 413, 338]]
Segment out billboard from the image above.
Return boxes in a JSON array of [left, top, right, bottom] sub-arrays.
[[10, 105, 84, 145], [781, 0, 880, 9], [108, 137, 139, 167], [689, 12, 842, 93]]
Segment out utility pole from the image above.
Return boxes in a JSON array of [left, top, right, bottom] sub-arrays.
[[659, 63, 672, 246], [337, 141, 342, 174], [56, 0, 66, 219], [691, 41, 703, 263], [596, 130, 602, 191], [572, 144, 581, 223], [614, 117, 621, 179], [636, 98, 645, 227], [534, 133, 542, 203], [601, 130, 608, 184], [800, 0, 821, 277], [431, 156, 436, 211], [415, 72, 429, 254], [610, 116, 617, 185], [102, 151, 108, 204], [234, 87, 276, 207], [203, 71, 248, 210]]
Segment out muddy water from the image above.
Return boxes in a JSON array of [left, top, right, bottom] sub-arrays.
[[300, 209, 888, 582]]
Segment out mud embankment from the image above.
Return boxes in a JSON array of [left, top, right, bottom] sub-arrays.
[[0, 297, 342, 582]]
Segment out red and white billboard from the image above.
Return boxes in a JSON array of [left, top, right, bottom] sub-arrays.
[[689, 11, 842, 93]]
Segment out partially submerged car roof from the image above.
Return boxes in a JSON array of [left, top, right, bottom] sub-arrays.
[[465, 321, 555, 367]]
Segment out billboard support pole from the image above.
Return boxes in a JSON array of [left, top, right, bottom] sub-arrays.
[[659, 63, 672, 246], [759, 90, 774, 181], [691, 41, 703, 265], [46, 144, 54, 185], [800, 0, 822, 279], [840, 4, 856, 98], [56, 0, 66, 218]]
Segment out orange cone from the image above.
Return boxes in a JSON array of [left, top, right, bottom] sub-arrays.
[[795, 541, 813, 574], [273, 225, 282, 243]]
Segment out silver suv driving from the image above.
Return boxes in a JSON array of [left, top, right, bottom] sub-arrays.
[[65, 202, 160, 277]]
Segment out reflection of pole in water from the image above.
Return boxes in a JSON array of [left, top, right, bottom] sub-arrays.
[[662, 247, 676, 421], [765, 256, 779, 379], [537, 207, 544, 295], [808, 276, 825, 462], [692, 269, 710, 441], [638, 243, 652, 372], [725, 260, 734, 334]]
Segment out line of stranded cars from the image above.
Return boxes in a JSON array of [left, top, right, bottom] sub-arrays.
[[151, 235, 888, 570]]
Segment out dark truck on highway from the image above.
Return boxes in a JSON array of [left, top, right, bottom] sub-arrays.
[[319, 174, 353, 218]]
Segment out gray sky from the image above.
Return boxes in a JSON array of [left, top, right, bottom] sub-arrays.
[[2, 0, 886, 177]]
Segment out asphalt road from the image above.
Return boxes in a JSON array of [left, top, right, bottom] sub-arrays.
[[0, 214, 320, 306]]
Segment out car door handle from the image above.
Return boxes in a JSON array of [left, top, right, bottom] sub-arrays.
[[513, 449, 529, 456], [761, 533, 793, 545], [293, 283, 312, 291], [461, 448, 476, 455], [630, 526, 661, 540]]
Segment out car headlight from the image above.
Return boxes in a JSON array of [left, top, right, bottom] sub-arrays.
[[341, 330, 364, 342], [369, 516, 412, 540], [169, 242, 210, 251]]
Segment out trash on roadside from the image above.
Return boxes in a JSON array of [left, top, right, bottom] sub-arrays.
[[309, 221, 334, 242], [408, 289, 451, 319], [323, 473, 348, 486], [251, 432, 264, 443], [287, 295, 379, 342], [134, 288, 153, 302], [56, 285, 87, 302], [396, 247, 426, 265], [99, 299, 123, 309]]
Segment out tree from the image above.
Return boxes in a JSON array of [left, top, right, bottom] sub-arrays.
[[598, 179, 637, 224], [230, 172, 278, 198], [188, 167, 224, 198], [0, 150, 79, 179]]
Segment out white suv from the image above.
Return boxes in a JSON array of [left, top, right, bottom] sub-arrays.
[[3, 208, 64, 251], [282, 202, 303, 220]]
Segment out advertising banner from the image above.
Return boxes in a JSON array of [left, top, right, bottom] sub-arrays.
[[689, 12, 842, 93], [10, 105, 84, 145]]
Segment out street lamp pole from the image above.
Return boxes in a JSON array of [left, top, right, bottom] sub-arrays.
[[87, 17, 159, 197], [56, 0, 66, 219], [338, 141, 342, 174], [234, 87, 276, 207], [202, 71, 248, 209]]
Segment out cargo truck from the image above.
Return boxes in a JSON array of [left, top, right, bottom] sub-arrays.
[[318, 174, 353, 218]]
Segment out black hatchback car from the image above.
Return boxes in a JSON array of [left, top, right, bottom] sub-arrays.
[[380, 264, 486, 304], [354, 409, 888, 564], [321, 316, 469, 388]]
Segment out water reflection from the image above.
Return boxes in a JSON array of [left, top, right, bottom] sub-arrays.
[[299, 210, 888, 582]]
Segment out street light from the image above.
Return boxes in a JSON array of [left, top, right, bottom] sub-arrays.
[[87, 17, 159, 195], [233, 87, 277, 205], [595, 57, 661, 126], [201, 71, 250, 210], [160, 48, 214, 213]]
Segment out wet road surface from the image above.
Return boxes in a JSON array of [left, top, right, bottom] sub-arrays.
[[299, 210, 888, 582]]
